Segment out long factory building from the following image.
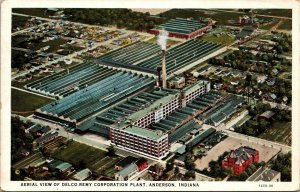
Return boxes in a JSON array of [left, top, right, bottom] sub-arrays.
[[148, 18, 213, 39], [77, 80, 212, 159]]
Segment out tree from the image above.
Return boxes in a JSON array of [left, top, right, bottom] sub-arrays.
[[184, 153, 195, 170], [166, 160, 174, 172], [106, 145, 116, 156], [248, 163, 257, 173], [185, 170, 195, 179], [224, 168, 234, 177], [174, 166, 180, 175], [246, 167, 253, 175], [239, 172, 249, 181]]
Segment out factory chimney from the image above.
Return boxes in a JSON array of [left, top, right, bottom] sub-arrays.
[[161, 50, 167, 88], [157, 29, 169, 88]]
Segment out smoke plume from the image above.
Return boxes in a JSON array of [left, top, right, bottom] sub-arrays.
[[157, 29, 169, 50]]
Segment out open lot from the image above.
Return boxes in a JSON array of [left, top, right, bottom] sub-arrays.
[[12, 15, 45, 32], [258, 121, 291, 146], [277, 19, 292, 30], [11, 88, 52, 116], [195, 136, 280, 170], [53, 141, 121, 177], [161, 9, 245, 26], [13, 8, 48, 18], [200, 34, 235, 46]]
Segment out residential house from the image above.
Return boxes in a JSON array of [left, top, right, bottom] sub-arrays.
[[148, 164, 164, 177], [72, 168, 92, 181], [115, 156, 138, 171], [55, 162, 73, 174], [271, 69, 279, 76], [259, 110, 275, 120], [35, 131, 58, 146], [115, 164, 138, 181], [266, 78, 276, 86], [257, 75, 267, 84]]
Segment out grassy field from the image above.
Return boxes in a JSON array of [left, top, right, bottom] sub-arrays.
[[160, 9, 245, 26], [200, 34, 234, 45], [259, 19, 280, 30], [53, 141, 122, 176], [12, 15, 30, 32], [258, 121, 291, 146], [277, 19, 292, 30], [254, 9, 292, 18], [12, 8, 48, 18], [34, 38, 68, 53], [11, 88, 52, 116]]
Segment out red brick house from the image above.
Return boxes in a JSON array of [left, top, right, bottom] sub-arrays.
[[222, 146, 259, 175]]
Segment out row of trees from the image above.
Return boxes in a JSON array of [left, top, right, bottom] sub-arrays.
[[63, 9, 164, 31], [272, 32, 292, 53], [235, 118, 271, 137], [235, 102, 291, 137]]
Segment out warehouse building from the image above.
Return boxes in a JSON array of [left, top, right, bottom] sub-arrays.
[[181, 80, 211, 106], [35, 71, 155, 123], [148, 18, 212, 39], [111, 126, 169, 159], [76, 80, 215, 159], [76, 88, 181, 138]]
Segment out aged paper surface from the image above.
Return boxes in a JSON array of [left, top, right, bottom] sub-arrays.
[[1, 0, 300, 191]]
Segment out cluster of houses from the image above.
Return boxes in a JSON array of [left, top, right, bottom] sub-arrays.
[[12, 16, 132, 80], [12, 151, 94, 181]]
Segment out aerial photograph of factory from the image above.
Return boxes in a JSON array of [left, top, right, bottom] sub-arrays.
[[10, 8, 292, 182]]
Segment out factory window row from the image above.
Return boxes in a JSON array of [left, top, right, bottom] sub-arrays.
[[116, 142, 162, 155], [113, 141, 168, 158], [186, 87, 206, 104], [113, 136, 167, 148]]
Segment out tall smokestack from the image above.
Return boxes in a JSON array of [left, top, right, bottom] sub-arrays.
[[157, 29, 169, 88], [156, 66, 162, 86], [161, 50, 167, 88]]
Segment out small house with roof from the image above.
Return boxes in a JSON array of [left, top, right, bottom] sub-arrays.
[[115, 156, 138, 171], [115, 163, 138, 181], [72, 168, 92, 181], [259, 110, 275, 121]]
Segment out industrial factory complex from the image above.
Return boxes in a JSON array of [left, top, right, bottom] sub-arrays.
[[9, 8, 293, 184], [148, 18, 213, 39]]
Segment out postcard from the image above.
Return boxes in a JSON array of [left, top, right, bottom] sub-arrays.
[[1, 0, 299, 191]]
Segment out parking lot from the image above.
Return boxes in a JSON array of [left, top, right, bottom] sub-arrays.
[[195, 136, 280, 170]]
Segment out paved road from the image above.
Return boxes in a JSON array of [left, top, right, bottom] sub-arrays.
[[215, 122, 291, 154]]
